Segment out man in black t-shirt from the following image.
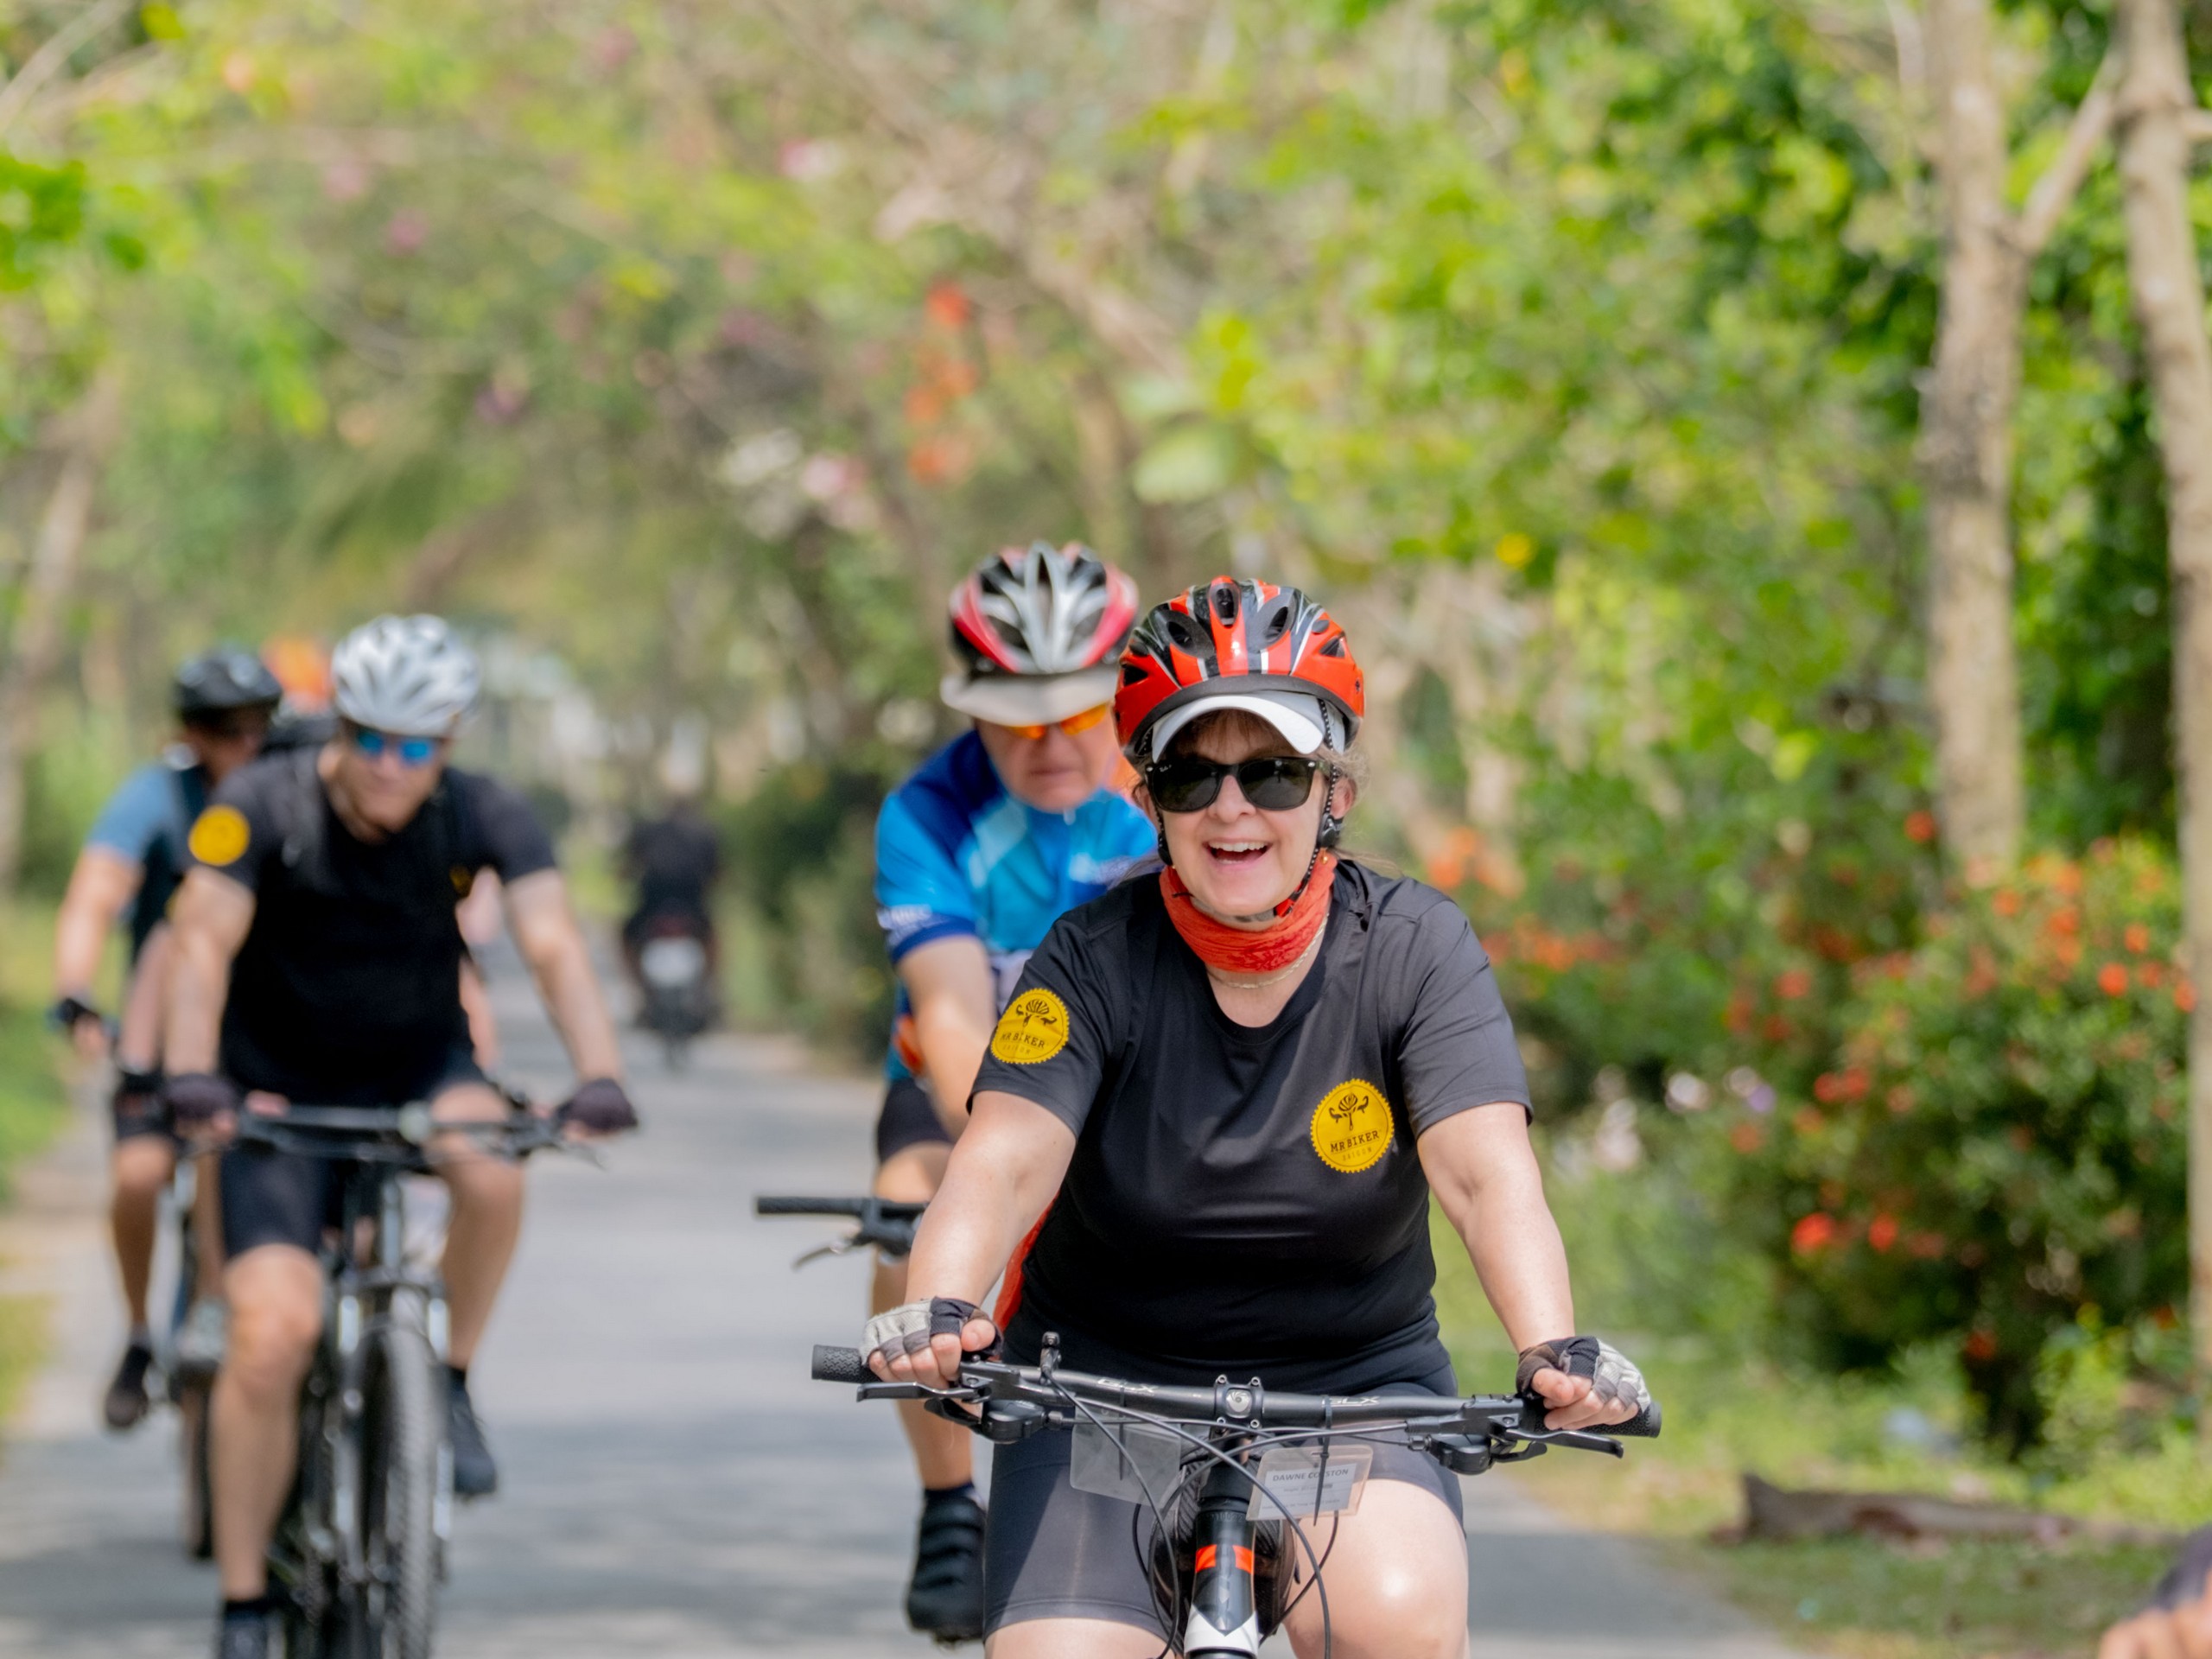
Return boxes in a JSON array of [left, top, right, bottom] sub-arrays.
[[160, 616, 638, 1659]]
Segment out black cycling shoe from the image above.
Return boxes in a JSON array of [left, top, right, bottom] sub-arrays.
[[448, 1375, 499, 1498], [103, 1338, 156, 1432], [904, 1489, 987, 1643], [213, 1609, 270, 1659]]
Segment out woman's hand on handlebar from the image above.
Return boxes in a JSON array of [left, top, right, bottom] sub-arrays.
[[863, 1297, 998, 1388], [1517, 1336, 1651, 1431]]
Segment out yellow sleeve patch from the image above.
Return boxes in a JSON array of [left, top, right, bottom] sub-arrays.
[[187, 804, 251, 868], [990, 988, 1072, 1065]]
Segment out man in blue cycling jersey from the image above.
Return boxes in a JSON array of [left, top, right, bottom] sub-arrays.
[[50, 647, 283, 1430], [870, 542, 1153, 1641]]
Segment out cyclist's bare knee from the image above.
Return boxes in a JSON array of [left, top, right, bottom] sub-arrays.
[[222, 1247, 322, 1399], [986, 1618, 1160, 1659], [874, 1142, 947, 1205], [111, 1136, 175, 1203], [1282, 1479, 1468, 1659]]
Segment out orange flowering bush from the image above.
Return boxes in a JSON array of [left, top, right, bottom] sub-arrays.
[[1758, 840, 2188, 1451]]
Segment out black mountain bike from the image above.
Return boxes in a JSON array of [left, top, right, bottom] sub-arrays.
[[753, 1195, 925, 1264], [810, 1333, 1659, 1657], [233, 1103, 569, 1659]]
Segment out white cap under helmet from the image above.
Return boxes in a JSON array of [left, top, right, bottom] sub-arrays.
[[330, 614, 480, 737]]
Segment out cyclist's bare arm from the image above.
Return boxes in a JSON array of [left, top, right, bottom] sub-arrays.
[[504, 869, 623, 1081], [117, 924, 175, 1066], [459, 956, 500, 1070], [895, 935, 995, 1140], [1421, 1101, 1629, 1431], [880, 1089, 1075, 1387], [162, 870, 256, 1075], [53, 847, 142, 1058]]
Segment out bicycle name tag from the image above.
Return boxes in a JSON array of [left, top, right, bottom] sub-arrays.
[[1069, 1419, 1183, 1503], [1244, 1443, 1372, 1521]]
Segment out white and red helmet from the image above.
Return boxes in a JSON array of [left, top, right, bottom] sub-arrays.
[[941, 542, 1141, 725]]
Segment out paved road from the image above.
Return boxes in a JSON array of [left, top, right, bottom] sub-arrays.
[[0, 952, 1799, 1658]]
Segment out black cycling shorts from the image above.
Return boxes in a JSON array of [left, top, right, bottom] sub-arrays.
[[874, 1077, 951, 1164], [982, 1361, 1467, 1637], [220, 1046, 493, 1259]]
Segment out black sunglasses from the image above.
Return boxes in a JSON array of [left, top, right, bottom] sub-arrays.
[[1146, 754, 1322, 814]]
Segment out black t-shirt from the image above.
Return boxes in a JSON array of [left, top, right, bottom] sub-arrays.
[[188, 750, 556, 1101], [625, 811, 721, 918], [970, 861, 1529, 1394]]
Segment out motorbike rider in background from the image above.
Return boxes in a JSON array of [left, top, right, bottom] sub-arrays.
[[49, 647, 283, 1430], [867, 541, 1154, 1640]]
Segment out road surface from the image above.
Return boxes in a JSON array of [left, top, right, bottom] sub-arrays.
[[0, 951, 1800, 1657]]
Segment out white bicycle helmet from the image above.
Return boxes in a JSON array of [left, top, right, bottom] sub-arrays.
[[330, 614, 480, 736]]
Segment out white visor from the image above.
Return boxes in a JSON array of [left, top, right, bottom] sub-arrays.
[[1149, 690, 1329, 757], [940, 665, 1118, 727]]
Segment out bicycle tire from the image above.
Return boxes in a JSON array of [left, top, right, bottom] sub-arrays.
[[359, 1320, 442, 1659], [178, 1381, 213, 1561]]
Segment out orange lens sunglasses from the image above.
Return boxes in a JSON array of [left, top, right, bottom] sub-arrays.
[[1002, 703, 1114, 741]]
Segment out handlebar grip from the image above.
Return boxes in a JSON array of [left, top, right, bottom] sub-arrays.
[[758, 1197, 863, 1217], [1612, 1399, 1662, 1438], [810, 1344, 868, 1384]]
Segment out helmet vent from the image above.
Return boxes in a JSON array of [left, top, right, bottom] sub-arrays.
[[1211, 583, 1239, 625]]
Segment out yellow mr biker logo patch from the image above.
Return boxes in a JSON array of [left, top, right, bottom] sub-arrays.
[[990, 988, 1071, 1065], [1309, 1079, 1394, 1174], [188, 804, 251, 868]]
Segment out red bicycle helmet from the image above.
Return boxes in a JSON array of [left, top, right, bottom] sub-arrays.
[[1114, 576, 1364, 760]]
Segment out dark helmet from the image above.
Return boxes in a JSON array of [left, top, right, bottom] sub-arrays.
[[172, 647, 283, 720]]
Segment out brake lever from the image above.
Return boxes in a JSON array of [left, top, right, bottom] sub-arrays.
[[1501, 1425, 1625, 1459]]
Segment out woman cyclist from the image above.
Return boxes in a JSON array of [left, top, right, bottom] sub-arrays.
[[868, 576, 1651, 1657]]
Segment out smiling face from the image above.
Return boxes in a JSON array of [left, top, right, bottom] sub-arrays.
[[975, 714, 1122, 814], [1137, 709, 1354, 926]]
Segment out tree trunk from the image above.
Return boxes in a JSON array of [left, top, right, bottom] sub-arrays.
[[1917, 0, 2030, 874], [0, 369, 124, 890], [2113, 0, 2212, 1408]]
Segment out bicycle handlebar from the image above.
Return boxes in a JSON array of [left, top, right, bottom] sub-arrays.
[[808, 1344, 1661, 1441], [755, 1197, 926, 1220], [232, 1104, 570, 1165]]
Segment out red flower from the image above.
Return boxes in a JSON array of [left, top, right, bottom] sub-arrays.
[[1962, 1328, 1999, 1363], [1776, 969, 1813, 1001], [2098, 962, 2130, 996], [1729, 1122, 1765, 1154], [1993, 888, 2023, 918], [1867, 1213, 1898, 1254], [1886, 1084, 1915, 1116], [1790, 1212, 1837, 1255], [2178, 981, 2199, 1014], [1904, 810, 1936, 844], [924, 282, 972, 330], [2125, 923, 2152, 954]]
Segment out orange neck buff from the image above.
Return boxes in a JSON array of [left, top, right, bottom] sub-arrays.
[[1160, 852, 1338, 978]]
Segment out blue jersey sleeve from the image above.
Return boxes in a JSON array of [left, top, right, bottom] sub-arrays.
[[83, 765, 180, 868], [875, 791, 978, 963]]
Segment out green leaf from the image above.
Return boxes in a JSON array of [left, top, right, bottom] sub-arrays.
[[1132, 423, 1236, 504]]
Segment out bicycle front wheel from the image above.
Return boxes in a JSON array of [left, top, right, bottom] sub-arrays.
[[355, 1320, 442, 1659]]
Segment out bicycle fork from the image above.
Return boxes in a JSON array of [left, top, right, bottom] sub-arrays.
[[1183, 1459, 1262, 1658]]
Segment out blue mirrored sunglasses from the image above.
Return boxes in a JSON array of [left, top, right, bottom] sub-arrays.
[[349, 726, 441, 768]]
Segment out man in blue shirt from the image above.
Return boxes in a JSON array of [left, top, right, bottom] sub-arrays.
[[49, 647, 283, 1430], [871, 543, 1154, 1641]]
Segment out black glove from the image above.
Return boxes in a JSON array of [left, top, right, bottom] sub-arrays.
[[929, 1297, 1001, 1359], [162, 1071, 239, 1131], [1516, 1335, 1652, 1416], [48, 995, 102, 1033], [112, 1067, 165, 1131], [556, 1077, 639, 1135]]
